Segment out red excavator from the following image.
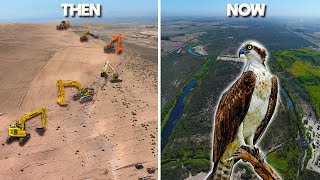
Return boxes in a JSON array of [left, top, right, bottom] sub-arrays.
[[104, 34, 122, 54]]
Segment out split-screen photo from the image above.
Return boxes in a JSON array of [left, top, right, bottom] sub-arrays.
[[1, 0, 320, 180]]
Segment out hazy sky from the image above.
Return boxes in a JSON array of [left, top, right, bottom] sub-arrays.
[[0, 0, 157, 22], [162, 0, 320, 17]]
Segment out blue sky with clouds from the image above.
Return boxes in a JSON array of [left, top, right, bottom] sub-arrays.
[[162, 0, 320, 17], [0, 0, 157, 22]]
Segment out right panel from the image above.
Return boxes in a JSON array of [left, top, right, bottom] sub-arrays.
[[161, 0, 320, 179]]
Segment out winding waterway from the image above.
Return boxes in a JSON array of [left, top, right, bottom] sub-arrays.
[[281, 88, 308, 174], [161, 80, 196, 151]]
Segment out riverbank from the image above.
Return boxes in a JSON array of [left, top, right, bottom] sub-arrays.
[[161, 80, 196, 151], [161, 60, 210, 135]]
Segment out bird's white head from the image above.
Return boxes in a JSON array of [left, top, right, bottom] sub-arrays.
[[238, 41, 267, 67]]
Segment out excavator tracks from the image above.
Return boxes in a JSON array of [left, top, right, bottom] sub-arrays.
[[19, 133, 30, 145], [80, 95, 93, 103]]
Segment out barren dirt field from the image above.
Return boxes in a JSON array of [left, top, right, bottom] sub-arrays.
[[0, 22, 157, 179]]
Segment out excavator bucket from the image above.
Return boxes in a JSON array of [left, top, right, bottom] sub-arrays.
[[101, 72, 108, 78], [57, 94, 68, 106], [117, 46, 123, 54], [36, 128, 45, 135]]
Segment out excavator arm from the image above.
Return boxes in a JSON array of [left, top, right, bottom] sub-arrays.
[[19, 107, 46, 130], [56, 80, 83, 106], [117, 34, 123, 54], [108, 62, 116, 76], [100, 61, 122, 83], [84, 29, 92, 35]]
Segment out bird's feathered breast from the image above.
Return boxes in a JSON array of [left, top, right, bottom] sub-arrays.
[[213, 71, 256, 162], [253, 76, 278, 144]]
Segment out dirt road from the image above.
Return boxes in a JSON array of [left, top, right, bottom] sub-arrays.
[[0, 23, 158, 179]]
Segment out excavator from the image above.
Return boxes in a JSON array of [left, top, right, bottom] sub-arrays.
[[56, 80, 94, 106], [100, 61, 122, 83], [7, 106, 47, 145], [56, 21, 70, 30], [80, 29, 99, 41], [104, 34, 123, 54]]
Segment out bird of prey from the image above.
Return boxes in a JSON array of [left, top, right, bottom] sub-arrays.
[[207, 41, 278, 180]]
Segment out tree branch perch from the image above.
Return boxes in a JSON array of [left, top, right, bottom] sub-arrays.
[[232, 147, 281, 180]]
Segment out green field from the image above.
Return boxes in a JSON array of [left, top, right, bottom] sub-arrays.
[[273, 48, 320, 119]]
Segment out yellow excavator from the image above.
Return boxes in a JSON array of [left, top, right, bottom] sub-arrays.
[[56, 80, 94, 106], [100, 61, 122, 83], [104, 34, 123, 54], [7, 106, 47, 145], [56, 21, 70, 30], [80, 29, 99, 41], [80, 29, 91, 41]]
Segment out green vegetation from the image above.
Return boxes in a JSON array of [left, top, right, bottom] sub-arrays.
[[267, 152, 289, 175], [267, 141, 301, 179], [304, 145, 312, 167], [184, 158, 211, 176], [266, 47, 320, 179], [273, 48, 320, 119]]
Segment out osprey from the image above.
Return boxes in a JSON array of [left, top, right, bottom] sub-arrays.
[[207, 41, 278, 180]]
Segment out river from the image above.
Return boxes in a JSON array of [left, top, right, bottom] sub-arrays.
[[188, 48, 202, 57], [281, 88, 308, 174], [161, 80, 196, 151]]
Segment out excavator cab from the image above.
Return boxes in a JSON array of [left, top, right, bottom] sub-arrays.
[[80, 29, 92, 41], [104, 34, 123, 54], [7, 106, 47, 145], [72, 87, 95, 103], [80, 34, 88, 41]]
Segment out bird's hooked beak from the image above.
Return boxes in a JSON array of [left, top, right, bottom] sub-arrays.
[[238, 48, 249, 57]]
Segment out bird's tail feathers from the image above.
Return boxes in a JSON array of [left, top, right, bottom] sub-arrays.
[[206, 159, 234, 180]]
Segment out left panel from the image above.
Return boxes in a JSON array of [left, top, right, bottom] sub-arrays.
[[0, 0, 158, 179]]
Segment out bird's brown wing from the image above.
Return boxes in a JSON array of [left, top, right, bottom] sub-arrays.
[[253, 76, 278, 144], [213, 71, 256, 162]]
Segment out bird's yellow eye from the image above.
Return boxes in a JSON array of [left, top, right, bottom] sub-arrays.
[[246, 44, 253, 50]]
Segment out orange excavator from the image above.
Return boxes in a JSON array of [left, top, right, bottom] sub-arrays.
[[104, 34, 123, 54]]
